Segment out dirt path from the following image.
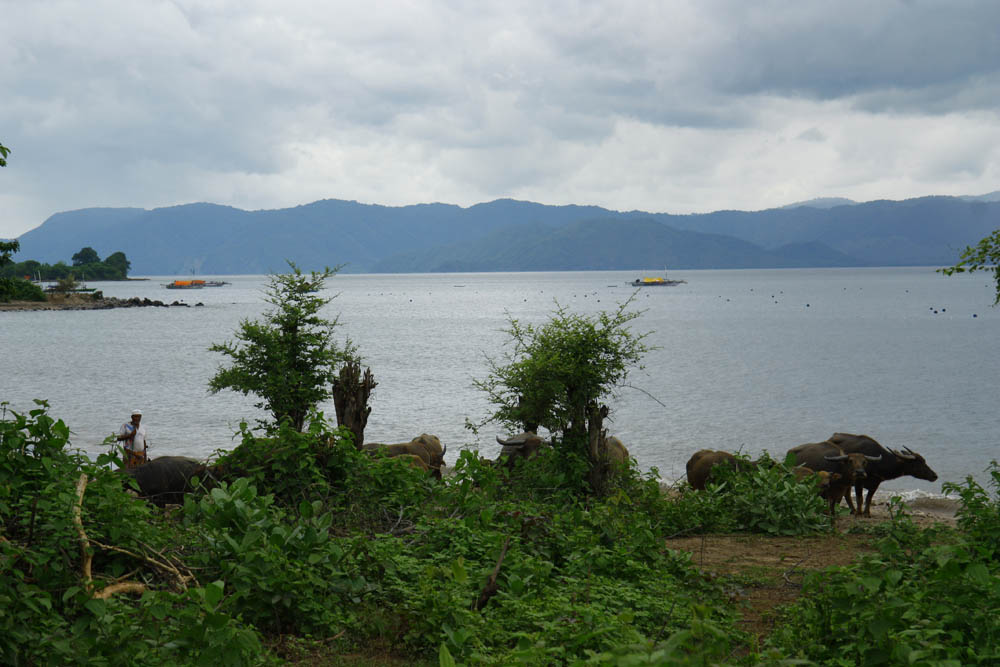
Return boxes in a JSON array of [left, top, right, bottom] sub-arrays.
[[665, 497, 959, 645]]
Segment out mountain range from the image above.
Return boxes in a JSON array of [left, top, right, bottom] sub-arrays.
[[13, 194, 1000, 275]]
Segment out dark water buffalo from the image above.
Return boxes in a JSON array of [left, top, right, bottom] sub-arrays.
[[495, 432, 629, 468], [495, 431, 549, 467], [122, 456, 208, 506], [787, 441, 882, 514], [363, 435, 447, 478], [685, 450, 756, 490], [828, 433, 938, 517]]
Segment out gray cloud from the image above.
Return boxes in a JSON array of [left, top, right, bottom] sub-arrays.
[[2, 0, 1000, 238]]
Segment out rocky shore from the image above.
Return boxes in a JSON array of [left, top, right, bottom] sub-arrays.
[[0, 294, 203, 312]]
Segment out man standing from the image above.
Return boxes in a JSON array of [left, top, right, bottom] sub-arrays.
[[117, 409, 148, 468]]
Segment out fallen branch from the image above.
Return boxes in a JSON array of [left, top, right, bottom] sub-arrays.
[[475, 536, 512, 611], [73, 473, 93, 582], [93, 582, 147, 600], [72, 472, 148, 599], [782, 557, 809, 587]]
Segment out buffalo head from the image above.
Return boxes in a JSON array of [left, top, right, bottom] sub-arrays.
[[823, 451, 882, 481], [890, 446, 938, 482], [495, 431, 548, 467]]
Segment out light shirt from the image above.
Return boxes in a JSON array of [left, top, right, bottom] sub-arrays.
[[119, 422, 148, 453]]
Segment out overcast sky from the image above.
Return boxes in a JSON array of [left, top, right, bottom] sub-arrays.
[[3, 1, 1000, 239]]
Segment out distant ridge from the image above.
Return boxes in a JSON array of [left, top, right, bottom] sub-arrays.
[[15, 194, 999, 275], [780, 197, 857, 209]]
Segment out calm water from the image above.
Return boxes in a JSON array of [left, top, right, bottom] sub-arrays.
[[2, 268, 998, 497]]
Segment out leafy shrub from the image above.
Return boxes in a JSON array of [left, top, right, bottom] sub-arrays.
[[183, 478, 370, 637], [768, 498, 1000, 664], [660, 454, 830, 536], [211, 418, 337, 507], [0, 276, 45, 302], [944, 460, 1000, 560], [0, 401, 267, 665]]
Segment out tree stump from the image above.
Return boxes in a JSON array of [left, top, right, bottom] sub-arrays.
[[586, 403, 611, 494], [332, 362, 376, 449]]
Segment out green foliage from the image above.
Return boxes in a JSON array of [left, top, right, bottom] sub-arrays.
[[0, 140, 8, 167], [0, 401, 268, 665], [768, 487, 1000, 665], [212, 417, 339, 507], [474, 296, 649, 439], [0, 239, 18, 267], [944, 461, 1000, 560], [104, 250, 131, 276], [660, 454, 831, 536], [71, 246, 100, 266], [209, 261, 355, 431], [0, 247, 133, 281], [50, 273, 81, 294], [0, 276, 45, 302], [939, 228, 1000, 305], [13, 399, 991, 664], [183, 477, 370, 636]]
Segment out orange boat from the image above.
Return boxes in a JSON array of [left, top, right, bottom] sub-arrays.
[[164, 279, 205, 289]]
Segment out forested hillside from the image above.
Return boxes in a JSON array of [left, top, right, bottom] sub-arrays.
[[14, 196, 997, 274]]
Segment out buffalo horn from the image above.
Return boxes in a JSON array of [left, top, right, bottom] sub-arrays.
[[496, 435, 524, 448], [899, 446, 917, 460], [864, 454, 882, 461], [824, 453, 848, 461]]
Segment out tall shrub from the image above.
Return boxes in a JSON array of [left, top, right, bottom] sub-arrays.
[[209, 261, 356, 431]]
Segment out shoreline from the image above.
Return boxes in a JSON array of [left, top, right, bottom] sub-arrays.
[[0, 294, 202, 312]]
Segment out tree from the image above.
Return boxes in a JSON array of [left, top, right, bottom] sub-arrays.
[[104, 251, 131, 278], [0, 141, 9, 167], [0, 240, 18, 268], [71, 247, 100, 266], [208, 262, 356, 431], [473, 296, 650, 491], [49, 274, 80, 295], [938, 228, 1000, 305]]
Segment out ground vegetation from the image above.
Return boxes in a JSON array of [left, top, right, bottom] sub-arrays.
[[4, 267, 998, 664]]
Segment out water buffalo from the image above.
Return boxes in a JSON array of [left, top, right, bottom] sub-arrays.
[[495, 431, 549, 467], [495, 432, 629, 468], [363, 435, 447, 478], [685, 449, 756, 490], [604, 436, 630, 465], [121, 456, 209, 506], [378, 453, 430, 473], [787, 441, 882, 514], [827, 432, 938, 517], [792, 465, 843, 503]]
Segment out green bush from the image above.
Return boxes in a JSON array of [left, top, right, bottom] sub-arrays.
[[183, 478, 370, 637], [659, 454, 831, 536], [0, 401, 267, 665], [0, 276, 45, 302], [944, 460, 1000, 560], [768, 494, 1000, 665]]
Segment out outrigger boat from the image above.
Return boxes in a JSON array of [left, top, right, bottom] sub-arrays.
[[629, 268, 686, 287], [163, 279, 205, 289]]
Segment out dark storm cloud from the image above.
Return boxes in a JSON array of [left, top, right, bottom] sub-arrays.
[[702, 1, 1000, 110], [1, 0, 999, 239]]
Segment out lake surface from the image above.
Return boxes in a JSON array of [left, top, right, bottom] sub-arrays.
[[2, 267, 998, 498]]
